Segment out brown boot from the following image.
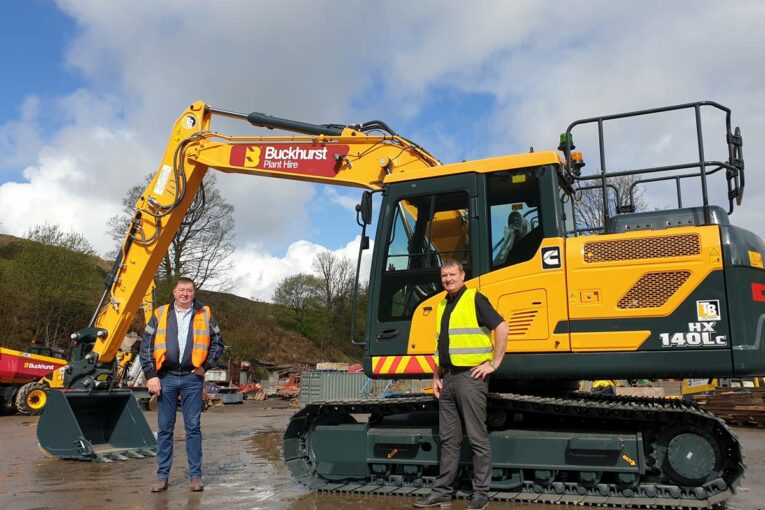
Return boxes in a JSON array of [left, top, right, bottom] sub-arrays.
[[151, 478, 168, 492], [190, 476, 204, 491]]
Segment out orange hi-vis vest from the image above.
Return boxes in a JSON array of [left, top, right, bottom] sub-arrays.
[[152, 304, 212, 370]]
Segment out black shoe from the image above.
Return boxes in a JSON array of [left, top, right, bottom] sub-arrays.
[[466, 495, 488, 510], [413, 493, 452, 507]]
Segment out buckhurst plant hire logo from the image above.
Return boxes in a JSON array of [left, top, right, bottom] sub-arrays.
[[229, 144, 350, 177], [23, 362, 56, 370]]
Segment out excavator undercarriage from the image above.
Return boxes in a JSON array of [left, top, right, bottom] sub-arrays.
[[286, 393, 743, 509]]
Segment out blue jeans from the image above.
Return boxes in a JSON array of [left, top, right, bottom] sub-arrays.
[[156, 371, 204, 478]]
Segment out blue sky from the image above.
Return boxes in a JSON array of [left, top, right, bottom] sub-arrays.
[[2, 1, 765, 300], [0, 2, 79, 118], [0, 1, 81, 182]]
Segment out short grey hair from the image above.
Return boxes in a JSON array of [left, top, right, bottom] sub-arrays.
[[440, 259, 464, 273]]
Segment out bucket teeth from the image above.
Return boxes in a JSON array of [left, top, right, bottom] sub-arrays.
[[109, 453, 130, 461], [94, 454, 113, 463], [123, 450, 145, 459]]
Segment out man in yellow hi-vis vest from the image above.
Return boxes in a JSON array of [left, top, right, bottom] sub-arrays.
[[415, 260, 508, 510], [139, 277, 224, 493]]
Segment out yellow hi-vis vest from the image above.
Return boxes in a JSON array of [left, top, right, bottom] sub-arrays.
[[152, 304, 212, 370], [434, 288, 494, 367]]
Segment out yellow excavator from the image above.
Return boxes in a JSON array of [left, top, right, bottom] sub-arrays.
[[39, 101, 760, 508]]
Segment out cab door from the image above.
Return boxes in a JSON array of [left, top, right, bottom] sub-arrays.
[[477, 168, 571, 353], [367, 174, 480, 368]]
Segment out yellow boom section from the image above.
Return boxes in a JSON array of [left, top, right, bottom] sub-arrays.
[[91, 101, 439, 363]]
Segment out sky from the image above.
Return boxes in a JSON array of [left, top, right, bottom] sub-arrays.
[[1, 0, 765, 301]]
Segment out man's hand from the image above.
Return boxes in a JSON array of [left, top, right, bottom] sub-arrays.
[[433, 377, 443, 399], [470, 361, 496, 380], [432, 367, 443, 399], [192, 367, 206, 377], [147, 377, 161, 395]]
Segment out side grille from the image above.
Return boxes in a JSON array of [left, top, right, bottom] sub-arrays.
[[583, 234, 701, 263], [508, 310, 539, 336], [617, 271, 692, 309]]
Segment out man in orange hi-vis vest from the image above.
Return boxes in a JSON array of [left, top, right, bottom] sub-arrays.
[[139, 277, 224, 493]]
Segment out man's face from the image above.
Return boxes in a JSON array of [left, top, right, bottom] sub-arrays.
[[440, 265, 465, 296], [173, 282, 196, 309]]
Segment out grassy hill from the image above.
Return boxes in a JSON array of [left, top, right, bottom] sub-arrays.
[[199, 290, 361, 364], [0, 234, 361, 365]]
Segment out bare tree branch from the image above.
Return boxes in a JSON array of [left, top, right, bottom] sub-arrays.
[[106, 173, 235, 290], [572, 174, 648, 233], [25, 223, 96, 256]]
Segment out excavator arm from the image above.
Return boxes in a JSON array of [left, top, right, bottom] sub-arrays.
[[38, 101, 440, 460], [85, 101, 438, 373]]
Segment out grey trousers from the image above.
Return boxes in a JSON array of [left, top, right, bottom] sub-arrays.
[[432, 368, 491, 498]]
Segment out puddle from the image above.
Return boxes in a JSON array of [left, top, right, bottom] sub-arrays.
[[249, 430, 283, 462]]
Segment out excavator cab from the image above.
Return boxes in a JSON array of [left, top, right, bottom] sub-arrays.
[[284, 101, 755, 508]]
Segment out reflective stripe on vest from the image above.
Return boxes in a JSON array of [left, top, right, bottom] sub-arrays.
[[153, 304, 212, 370], [434, 288, 494, 367]]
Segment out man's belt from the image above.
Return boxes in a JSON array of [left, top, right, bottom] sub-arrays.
[[441, 365, 471, 374], [162, 369, 196, 376]]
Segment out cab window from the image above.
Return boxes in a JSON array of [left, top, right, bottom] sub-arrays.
[[379, 191, 470, 321], [488, 171, 542, 269]]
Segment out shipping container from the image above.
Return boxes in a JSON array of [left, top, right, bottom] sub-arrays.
[[300, 371, 432, 405]]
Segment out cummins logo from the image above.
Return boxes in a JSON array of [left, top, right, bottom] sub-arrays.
[[541, 247, 561, 269]]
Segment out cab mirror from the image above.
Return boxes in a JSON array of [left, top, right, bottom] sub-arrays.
[[358, 191, 373, 225]]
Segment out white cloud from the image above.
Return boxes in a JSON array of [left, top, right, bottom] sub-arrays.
[[2, 0, 765, 299], [323, 188, 359, 213], [0, 91, 154, 252], [0, 96, 43, 172], [229, 236, 373, 302]]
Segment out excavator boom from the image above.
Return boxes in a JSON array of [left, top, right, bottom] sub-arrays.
[[37, 101, 440, 460]]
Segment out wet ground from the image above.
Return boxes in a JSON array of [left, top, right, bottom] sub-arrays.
[[1, 399, 764, 510]]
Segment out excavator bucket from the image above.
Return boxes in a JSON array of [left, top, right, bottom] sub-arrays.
[[37, 389, 157, 461]]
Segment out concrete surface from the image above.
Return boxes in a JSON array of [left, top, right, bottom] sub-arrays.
[[1, 399, 763, 510]]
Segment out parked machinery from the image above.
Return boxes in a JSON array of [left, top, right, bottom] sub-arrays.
[[0, 345, 66, 415]]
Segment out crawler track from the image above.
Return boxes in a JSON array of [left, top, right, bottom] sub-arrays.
[[284, 393, 743, 508]]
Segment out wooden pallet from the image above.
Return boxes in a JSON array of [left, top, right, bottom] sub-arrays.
[[693, 387, 765, 428]]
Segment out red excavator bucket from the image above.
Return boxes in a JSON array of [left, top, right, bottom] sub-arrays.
[[37, 389, 157, 461]]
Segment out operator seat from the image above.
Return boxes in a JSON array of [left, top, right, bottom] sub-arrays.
[[493, 211, 530, 266]]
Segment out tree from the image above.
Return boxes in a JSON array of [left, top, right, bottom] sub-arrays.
[[0, 242, 100, 348], [572, 174, 648, 233], [25, 223, 96, 256], [271, 250, 364, 356], [107, 173, 235, 290], [312, 250, 354, 310], [273, 274, 323, 321]]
